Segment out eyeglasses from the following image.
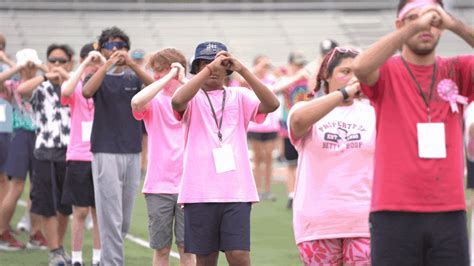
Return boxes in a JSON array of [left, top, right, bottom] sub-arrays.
[[47, 57, 69, 64], [326, 47, 360, 66], [101, 41, 129, 50]]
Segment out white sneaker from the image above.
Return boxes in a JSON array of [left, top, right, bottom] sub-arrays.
[[16, 213, 31, 233]]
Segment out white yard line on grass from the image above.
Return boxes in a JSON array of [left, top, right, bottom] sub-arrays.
[[17, 200, 180, 259]]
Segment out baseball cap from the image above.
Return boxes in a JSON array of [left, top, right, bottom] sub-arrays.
[[16, 48, 42, 66], [320, 39, 339, 55], [288, 51, 307, 66], [80, 42, 98, 59], [190, 41, 232, 75]]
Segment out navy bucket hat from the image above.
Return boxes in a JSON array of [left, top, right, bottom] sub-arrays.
[[190, 41, 233, 75]]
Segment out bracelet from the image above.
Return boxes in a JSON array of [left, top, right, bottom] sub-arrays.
[[205, 65, 213, 76], [338, 87, 349, 101], [42, 74, 48, 82]]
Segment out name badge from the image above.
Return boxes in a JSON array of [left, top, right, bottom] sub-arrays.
[[212, 144, 236, 174], [0, 104, 5, 122], [417, 123, 446, 159], [82, 121, 93, 142]]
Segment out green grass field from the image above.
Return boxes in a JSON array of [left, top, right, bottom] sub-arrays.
[[0, 177, 301, 266], [2, 170, 472, 266]]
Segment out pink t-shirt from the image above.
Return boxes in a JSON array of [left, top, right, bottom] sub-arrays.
[[61, 81, 94, 162], [133, 89, 183, 194], [174, 87, 265, 203], [289, 101, 376, 244], [248, 75, 280, 133]]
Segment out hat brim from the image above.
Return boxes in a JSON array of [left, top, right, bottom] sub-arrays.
[[190, 57, 233, 76]]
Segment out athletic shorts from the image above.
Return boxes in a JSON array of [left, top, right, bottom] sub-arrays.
[[5, 129, 36, 180], [184, 202, 251, 255], [370, 211, 469, 266], [466, 157, 474, 188], [145, 193, 184, 250], [61, 161, 95, 207], [247, 132, 278, 142], [31, 160, 72, 217], [284, 137, 298, 163], [0, 133, 11, 174], [298, 238, 370, 265]]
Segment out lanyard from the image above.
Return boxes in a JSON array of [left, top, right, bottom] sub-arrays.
[[203, 89, 226, 143], [401, 57, 438, 122]]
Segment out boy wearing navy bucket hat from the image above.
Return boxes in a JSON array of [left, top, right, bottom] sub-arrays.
[[172, 41, 279, 265]]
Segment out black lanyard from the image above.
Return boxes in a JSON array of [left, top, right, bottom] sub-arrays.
[[401, 57, 437, 122], [203, 89, 226, 142]]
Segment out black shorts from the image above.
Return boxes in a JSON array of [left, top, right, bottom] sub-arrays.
[[247, 132, 278, 142], [62, 161, 95, 207], [0, 132, 11, 174], [184, 202, 251, 255], [284, 137, 298, 163], [31, 160, 72, 217], [370, 211, 469, 266], [5, 129, 36, 180], [466, 157, 474, 188]]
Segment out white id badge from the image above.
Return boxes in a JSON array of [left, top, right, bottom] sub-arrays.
[[417, 123, 446, 159], [81, 121, 93, 142], [0, 105, 5, 122], [212, 144, 236, 174]]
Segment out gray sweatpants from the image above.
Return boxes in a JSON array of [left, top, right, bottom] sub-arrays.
[[92, 153, 141, 266]]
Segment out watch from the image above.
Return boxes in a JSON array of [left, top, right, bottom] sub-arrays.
[[338, 87, 349, 101]]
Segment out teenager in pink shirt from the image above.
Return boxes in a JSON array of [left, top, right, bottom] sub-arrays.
[[352, 0, 474, 264], [289, 48, 375, 265], [61, 43, 103, 266], [131, 48, 195, 266], [241, 55, 279, 201], [171, 41, 279, 266]]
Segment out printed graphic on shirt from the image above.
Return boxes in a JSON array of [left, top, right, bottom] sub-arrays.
[[31, 81, 70, 149], [318, 121, 367, 151]]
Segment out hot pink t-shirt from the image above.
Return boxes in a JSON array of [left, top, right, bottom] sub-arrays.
[[174, 87, 266, 203], [361, 55, 474, 213], [289, 101, 376, 244], [133, 89, 183, 194], [61, 81, 94, 162]]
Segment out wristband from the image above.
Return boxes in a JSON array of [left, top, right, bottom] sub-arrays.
[[338, 87, 349, 101], [43, 74, 48, 82]]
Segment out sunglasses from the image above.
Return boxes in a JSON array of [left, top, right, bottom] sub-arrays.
[[326, 47, 360, 66], [47, 57, 69, 64], [101, 41, 129, 50]]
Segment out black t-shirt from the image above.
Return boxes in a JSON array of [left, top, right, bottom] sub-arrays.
[[86, 72, 143, 153]]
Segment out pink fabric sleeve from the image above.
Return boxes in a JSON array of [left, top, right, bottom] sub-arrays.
[[132, 99, 154, 121], [287, 102, 313, 149], [239, 88, 267, 125], [60, 83, 77, 106]]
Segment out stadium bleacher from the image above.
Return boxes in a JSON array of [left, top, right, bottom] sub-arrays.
[[0, 1, 472, 66]]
